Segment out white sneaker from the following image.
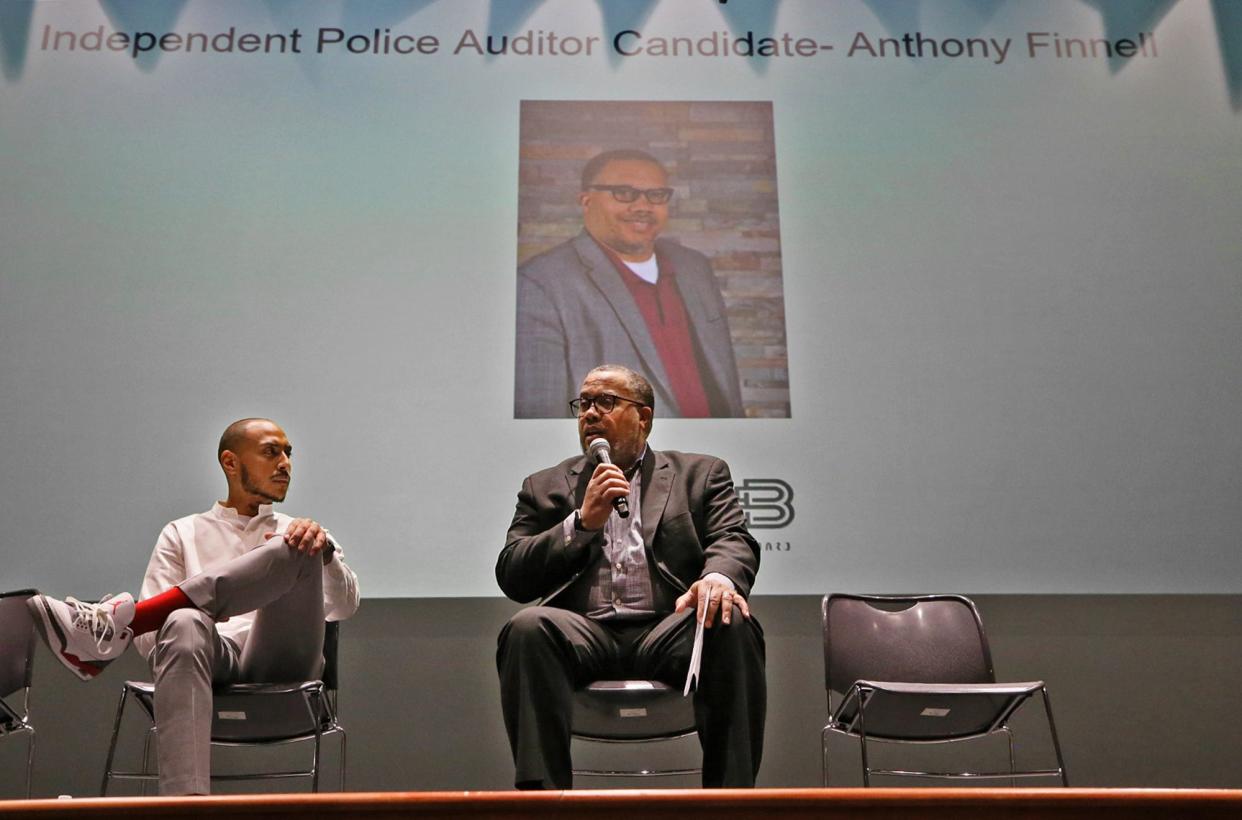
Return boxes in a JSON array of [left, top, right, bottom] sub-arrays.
[[28, 593, 135, 681]]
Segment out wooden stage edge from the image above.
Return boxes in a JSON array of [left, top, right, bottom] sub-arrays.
[[3, 789, 1242, 820]]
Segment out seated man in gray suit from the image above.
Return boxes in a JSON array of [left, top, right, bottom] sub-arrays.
[[497, 364, 765, 789], [515, 149, 745, 418]]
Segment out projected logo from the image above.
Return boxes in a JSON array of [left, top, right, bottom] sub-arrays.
[[735, 478, 794, 529]]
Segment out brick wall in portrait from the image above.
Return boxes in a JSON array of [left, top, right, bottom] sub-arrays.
[[517, 100, 790, 418]]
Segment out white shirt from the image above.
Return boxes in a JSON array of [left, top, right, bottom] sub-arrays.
[[132, 502, 360, 658], [624, 255, 660, 284]]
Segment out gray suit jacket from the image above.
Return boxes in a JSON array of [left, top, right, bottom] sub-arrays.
[[496, 449, 760, 612], [514, 231, 744, 418]]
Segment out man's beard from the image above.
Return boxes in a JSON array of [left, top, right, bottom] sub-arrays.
[[240, 464, 287, 502], [603, 234, 650, 257], [600, 432, 643, 470]]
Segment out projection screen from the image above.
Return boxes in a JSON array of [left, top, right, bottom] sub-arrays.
[[2, 0, 1240, 597]]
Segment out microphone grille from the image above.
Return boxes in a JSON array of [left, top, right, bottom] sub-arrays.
[[588, 437, 611, 460]]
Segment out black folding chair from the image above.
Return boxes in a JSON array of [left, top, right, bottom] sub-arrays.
[[571, 679, 700, 780], [822, 593, 1068, 786], [101, 620, 345, 794], [0, 589, 38, 798]]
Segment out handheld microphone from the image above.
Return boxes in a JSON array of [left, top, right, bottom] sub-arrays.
[[588, 438, 630, 519]]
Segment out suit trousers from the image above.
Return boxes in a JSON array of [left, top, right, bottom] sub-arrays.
[[496, 605, 766, 789], [148, 537, 326, 795]]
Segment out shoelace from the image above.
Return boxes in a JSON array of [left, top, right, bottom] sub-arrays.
[[65, 595, 120, 651]]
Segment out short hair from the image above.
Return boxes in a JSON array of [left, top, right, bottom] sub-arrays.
[[217, 417, 273, 460], [581, 149, 668, 190], [586, 364, 655, 414]]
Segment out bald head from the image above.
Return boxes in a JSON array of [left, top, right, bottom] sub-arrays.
[[218, 418, 278, 463]]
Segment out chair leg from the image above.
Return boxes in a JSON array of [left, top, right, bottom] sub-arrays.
[[338, 729, 348, 792], [311, 729, 322, 793], [858, 737, 871, 787], [855, 687, 872, 787], [1002, 725, 1016, 788], [820, 726, 830, 787], [100, 686, 132, 797], [306, 689, 323, 793], [24, 728, 35, 799], [1040, 686, 1069, 787], [140, 728, 156, 797]]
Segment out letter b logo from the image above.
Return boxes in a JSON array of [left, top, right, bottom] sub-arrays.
[[735, 478, 795, 529]]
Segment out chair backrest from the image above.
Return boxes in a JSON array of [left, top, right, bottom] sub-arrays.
[[570, 679, 701, 779], [212, 619, 341, 742], [125, 620, 341, 741], [0, 590, 38, 702], [822, 594, 995, 703], [572, 680, 696, 742], [210, 681, 331, 742], [321, 620, 339, 692]]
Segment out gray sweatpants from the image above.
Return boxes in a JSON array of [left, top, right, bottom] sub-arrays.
[[148, 536, 326, 795]]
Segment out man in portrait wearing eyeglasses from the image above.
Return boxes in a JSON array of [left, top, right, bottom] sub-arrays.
[[496, 364, 765, 789], [514, 149, 745, 418]]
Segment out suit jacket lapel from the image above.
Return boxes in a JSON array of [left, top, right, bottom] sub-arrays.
[[537, 455, 597, 608], [572, 232, 679, 414], [641, 448, 673, 547], [567, 455, 592, 510], [568, 449, 671, 540]]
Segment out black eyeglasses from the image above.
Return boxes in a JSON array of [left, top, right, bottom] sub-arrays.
[[569, 393, 649, 417], [587, 184, 674, 205]]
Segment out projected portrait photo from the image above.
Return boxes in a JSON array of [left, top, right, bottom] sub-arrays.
[[514, 100, 790, 419]]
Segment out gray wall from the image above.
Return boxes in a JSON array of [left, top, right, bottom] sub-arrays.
[[2, 594, 1240, 798]]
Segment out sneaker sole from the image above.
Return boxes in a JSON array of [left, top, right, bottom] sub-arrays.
[[26, 596, 107, 682]]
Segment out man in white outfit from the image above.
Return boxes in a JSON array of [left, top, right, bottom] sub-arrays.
[[28, 417, 360, 795]]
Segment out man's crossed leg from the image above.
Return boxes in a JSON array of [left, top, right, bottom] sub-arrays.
[[29, 536, 329, 795]]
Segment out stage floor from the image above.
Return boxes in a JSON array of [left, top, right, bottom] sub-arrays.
[[2, 789, 1242, 820]]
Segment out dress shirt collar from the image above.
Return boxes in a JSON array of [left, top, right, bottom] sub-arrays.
[[627, 445, 648, 480], [209, 501, 276, 524], [575, 445, 648, 477]]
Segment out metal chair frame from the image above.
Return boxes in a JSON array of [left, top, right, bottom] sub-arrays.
[[100, 622, 345, 794], [571, 679, 700, 779], [821, 593, 1068, 787], [0, 589, 39, 798]]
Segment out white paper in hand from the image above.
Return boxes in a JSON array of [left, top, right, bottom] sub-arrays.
[[683, 616, 705, 696]]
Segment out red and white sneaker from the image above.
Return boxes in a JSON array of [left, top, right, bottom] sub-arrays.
[[28, 593, 135, 681]]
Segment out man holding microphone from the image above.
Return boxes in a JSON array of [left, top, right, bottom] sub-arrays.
[[496, 364, 765, 789]]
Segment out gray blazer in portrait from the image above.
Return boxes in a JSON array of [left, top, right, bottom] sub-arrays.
[[514, 231, 745, 418]]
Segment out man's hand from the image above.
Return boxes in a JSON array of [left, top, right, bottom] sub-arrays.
[[266, 518, 330, 559], [675, 577, 750, 628], [579, 462, 630, 530]]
